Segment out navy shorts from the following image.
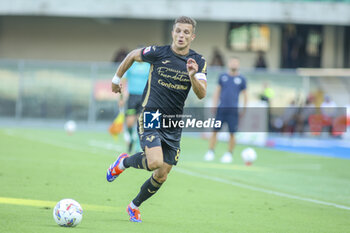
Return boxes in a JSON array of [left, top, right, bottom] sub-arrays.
[[138, 129, 180, 166], [214, 108, 239, 133]]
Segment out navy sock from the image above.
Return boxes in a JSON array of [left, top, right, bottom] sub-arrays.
[[123, 152, 150, 171], [132, 175, 162, 207]]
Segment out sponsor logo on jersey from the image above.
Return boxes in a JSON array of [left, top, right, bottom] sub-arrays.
[[234, 77, 242, 85]]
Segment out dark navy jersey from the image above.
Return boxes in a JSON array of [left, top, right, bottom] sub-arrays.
[[141, 45, 207, 114], [139, 45, 207, 144], [218, 73, 246, 108]]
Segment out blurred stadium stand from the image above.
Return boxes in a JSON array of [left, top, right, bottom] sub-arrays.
[[1, 60, 348, 121], [0, 60, 280, 120], [0, 0, 349, 141], [1, 0, 350, 25], [0, 0, 349, 69]]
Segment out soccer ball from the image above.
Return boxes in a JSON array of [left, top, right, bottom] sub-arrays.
[[64, 120, 77, 135], [241, 147, 257, 166], [53, 199, 83, 227]]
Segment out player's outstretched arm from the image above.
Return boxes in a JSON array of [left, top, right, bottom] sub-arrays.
[[112, 48, 143, 93], [240, 89, 248, 118], [212, 85, 221, 108], [187, 58, 207, 99]]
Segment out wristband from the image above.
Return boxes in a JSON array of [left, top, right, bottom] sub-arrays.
[[112, 74, 121, 85], [194, 73, 207, 82]]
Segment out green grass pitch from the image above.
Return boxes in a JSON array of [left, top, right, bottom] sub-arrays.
[[0, 128, 350, 233]]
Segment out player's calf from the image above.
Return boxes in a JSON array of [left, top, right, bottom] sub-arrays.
[[132, 174, 163, 207]]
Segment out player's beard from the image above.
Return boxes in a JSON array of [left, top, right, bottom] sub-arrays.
[[229, 68, 239, 76], [172, 41, 190, 55]]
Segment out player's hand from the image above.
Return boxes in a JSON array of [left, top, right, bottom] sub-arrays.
[[111, 83, 122, 94], [186, 58, 198, 78]]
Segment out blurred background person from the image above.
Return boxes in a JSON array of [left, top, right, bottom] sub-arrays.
[[210, 47, 225, 67], [282, 99, 298, 134], [259, 82, 274, 104], [321, 95, 337, 134], [255, 51, 268, 69], [204, 57, 247, 163], [321, 95, 337, 117], [295, 96, 316, 134], [259, 82, 275, 131]]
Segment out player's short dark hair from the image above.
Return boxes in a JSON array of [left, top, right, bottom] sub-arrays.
[[174, 16, 197, 33]]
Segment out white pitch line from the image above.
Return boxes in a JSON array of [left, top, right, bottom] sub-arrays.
[[88, 140, 123, 151], [174, 167, 350, 211], [3, 130, 114, 157]]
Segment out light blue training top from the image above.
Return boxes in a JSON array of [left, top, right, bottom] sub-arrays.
[[124, 62, 150, 95]]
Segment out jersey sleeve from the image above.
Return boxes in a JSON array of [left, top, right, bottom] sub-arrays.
[[197, 56, 207, 75], [217, 74, 223, 86], [141, 46, 160, 64]]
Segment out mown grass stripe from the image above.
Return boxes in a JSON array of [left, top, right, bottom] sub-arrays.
[[0, 197, 117, 212]]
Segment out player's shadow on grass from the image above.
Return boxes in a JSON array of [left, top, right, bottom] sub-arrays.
[[43, 225, 90, 230], [106, 217, 130, 223]]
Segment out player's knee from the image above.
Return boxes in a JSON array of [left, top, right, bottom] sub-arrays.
[[153, 172, 167, 183], [147, 160, 163, 171]]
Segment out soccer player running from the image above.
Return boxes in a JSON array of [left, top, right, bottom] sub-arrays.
[[119, 61, 150, 153], [107, 16, 207, 222], [204, 57, 247, 163]]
